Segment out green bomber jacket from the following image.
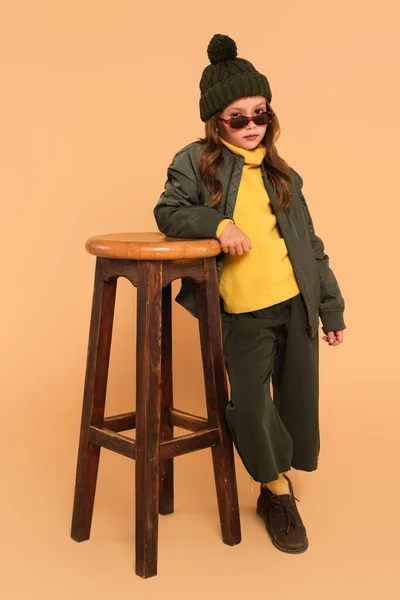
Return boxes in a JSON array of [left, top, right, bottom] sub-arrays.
[[153, 140, 346, 338]]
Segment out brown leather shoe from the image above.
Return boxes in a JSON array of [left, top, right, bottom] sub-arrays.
[[256, 473, 309, 553]]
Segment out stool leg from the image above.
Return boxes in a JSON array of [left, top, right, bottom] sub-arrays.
[[71, 257, 117, 542], [196, 258, 242, 546], [135, 261, 163, 578], [159, 282, 174, 515]]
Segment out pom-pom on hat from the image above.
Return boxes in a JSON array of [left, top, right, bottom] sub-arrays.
[[199, 33, 272, 122]]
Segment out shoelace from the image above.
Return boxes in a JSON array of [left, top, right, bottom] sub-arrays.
[[270, 493, 301, 534]]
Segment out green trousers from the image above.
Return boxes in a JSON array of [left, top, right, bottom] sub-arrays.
[[221, 292, 320, 484]]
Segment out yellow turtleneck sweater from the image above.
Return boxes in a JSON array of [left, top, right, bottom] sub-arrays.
[[215, 136, 300, 313]]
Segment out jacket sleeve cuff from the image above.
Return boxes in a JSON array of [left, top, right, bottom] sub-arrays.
[[216, 218, 234, 238], [319, 310, 347, 334], [197, 209, 234, 239]]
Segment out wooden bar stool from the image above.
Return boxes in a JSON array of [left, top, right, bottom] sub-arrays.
[[70, 232, 241, 579]]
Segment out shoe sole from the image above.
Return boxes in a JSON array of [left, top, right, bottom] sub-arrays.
[[256, 506, 309, 554]]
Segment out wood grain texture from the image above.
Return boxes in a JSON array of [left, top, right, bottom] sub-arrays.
[[135, 260, 163, 578], [196, 258, 242, 546], [159, 283, 174, 516], [71, 257, 117, 542], [71, 250, 242, 579], [85, 232, 222, 260]]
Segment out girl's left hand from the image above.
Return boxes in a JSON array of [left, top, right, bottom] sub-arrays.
[[322, 330, 344, 346]]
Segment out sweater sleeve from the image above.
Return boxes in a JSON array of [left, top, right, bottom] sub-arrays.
[[216, 218, 234, 238]]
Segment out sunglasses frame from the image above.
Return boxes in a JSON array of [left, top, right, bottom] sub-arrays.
[[218, 108, 275, 129]]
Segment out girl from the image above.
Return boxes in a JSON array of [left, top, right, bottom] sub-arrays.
[[153, 33, 346, 554]]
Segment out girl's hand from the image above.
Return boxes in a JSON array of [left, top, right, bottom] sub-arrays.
[[322, 330, 344, 346], [218, 222, 252, 256]]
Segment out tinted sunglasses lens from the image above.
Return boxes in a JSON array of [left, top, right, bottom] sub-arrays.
[[254, 111, 272, 125], [230, 116, 248, 129], [228, 110, 273, 128]]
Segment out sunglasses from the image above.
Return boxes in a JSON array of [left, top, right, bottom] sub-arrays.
[[218, 108, 275, 129]]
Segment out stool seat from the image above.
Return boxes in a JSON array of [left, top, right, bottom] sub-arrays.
[[85, 232, 222, 260]]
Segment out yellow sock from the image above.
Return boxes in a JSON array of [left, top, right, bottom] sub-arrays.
[[261, 471, 291, 495]]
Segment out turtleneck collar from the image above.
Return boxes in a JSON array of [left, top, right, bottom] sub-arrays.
[[219, 135, 267, 166]]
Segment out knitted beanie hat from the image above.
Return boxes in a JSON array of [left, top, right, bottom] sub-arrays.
[[199, 33, 272, 122]]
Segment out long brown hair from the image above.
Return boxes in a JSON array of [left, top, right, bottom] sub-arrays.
[[196, 100, 292, 212]]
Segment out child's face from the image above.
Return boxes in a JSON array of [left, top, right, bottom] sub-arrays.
[[218, 95, 268, 149]]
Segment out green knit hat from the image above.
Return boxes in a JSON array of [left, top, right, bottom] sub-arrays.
[[199, 33, 272, 122]]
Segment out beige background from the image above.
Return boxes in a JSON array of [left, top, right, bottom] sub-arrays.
[[2, 0, 400, 597]]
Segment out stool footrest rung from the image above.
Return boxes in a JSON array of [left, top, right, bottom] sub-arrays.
[[104, 412, 136, 432], [89, 426, 136, 459], [103, 408, 211, 433], [168, 408, 209, 431], [89, 425, 221, 461], [159, 428, 221, 459]]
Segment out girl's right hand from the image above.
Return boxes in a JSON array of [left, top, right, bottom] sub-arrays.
[[217, 222, 252, 256]]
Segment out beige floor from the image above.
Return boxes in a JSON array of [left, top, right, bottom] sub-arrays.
[[4, 384, 398, 600]]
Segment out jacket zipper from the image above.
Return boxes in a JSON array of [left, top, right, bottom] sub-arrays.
[[287, 214, 299, 238], [282, 238, 312, 335], [260, 166, 312, 335]]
